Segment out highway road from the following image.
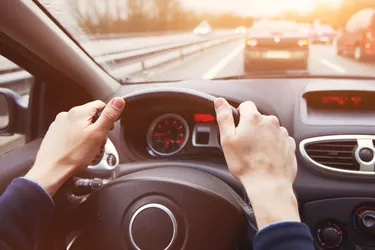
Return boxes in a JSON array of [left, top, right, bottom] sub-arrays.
[[131, 39, 375, 82], [0, 31, 234, 73], [4, 37, 375, 155]]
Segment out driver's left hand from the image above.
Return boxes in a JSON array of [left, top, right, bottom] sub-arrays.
[[25, 97, 125, 196]]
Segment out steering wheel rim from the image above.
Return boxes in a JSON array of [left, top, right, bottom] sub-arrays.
[[61, 88, 256, 250], [121, 87, 240, 125]]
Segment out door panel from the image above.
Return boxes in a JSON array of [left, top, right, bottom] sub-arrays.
[[0, 139, 41, 194]]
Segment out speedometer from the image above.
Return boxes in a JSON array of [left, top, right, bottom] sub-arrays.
[[147, 114, 189, 156]]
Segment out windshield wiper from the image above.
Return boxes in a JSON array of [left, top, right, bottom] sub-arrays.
[[214, 70, 310, 80]]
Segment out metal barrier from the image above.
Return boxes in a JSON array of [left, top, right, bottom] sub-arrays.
[[0, 33, 243, 95]]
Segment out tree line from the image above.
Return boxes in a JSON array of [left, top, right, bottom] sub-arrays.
[[73, 0, 254, 34]]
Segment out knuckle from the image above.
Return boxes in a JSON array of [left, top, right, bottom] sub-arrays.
[[68, 107, 79, 117], [269, 115, 280, 126], [55, 112, 67, 121], [280, 126, 289, 135], [250, 111, 261, 121], [93, 100, 105, 107], [238, 101, 257, 115], [242, 100, 255, 107]]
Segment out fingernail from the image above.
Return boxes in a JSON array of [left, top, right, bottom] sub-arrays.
[[214, 98, 226, 110], [111, 98, 125, 109]]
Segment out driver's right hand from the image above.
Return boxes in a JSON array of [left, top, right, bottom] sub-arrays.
[[214, 98, 300, 230], [25, 97, 125, 197]]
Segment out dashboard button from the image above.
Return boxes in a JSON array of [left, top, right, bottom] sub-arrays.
[[317, 222, 343, 249], [107, 154, 117, 166], [359, 148, 374, 162], [355, 208, 375, 235]]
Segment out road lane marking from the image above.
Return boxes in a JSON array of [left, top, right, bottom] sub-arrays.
[[203, 44, 244, 79], [319, 58, 346, 73]]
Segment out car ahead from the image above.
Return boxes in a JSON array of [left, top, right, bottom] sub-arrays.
[[193, 21, 212, 36], [235, 26, 247, 34], [310, 24, 335, 44], [337, 8, 375, 61], [244, 21, 309, 73], [298, 23, 313, 36], [7, 1, 375, 250]]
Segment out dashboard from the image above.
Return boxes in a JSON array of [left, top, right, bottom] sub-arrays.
[[107, 77, 375, 250], [119, 93, 243, 163]]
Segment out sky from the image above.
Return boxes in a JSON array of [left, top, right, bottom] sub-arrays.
[[40, 0, 343, 21], [181, 0, 342, 16]]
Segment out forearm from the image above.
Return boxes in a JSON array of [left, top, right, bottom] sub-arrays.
[[0, 178, 54, 250]]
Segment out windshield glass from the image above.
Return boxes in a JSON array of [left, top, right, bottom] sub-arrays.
[[38, 0, 375, 82]]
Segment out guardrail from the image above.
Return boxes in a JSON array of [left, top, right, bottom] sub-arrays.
[[0, 33, 244, 95], [80, 29, 232, 41]]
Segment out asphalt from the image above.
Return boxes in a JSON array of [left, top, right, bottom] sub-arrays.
[[131, 40, 375, 81]]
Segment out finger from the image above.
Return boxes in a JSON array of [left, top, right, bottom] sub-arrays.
[[94, 97, 125, 131], [289, 136, 296, 152], [263, 115, 280, 127], [214, 98, 235, 140], [280, 126, 289, 136], [237, 101, 261, 126], [68, 100, 106, 120]]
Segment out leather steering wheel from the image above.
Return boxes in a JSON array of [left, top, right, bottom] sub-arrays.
[[64, 88, 257, 250]]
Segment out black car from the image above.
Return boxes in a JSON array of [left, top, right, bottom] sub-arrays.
[[244, 21, 309, 72]]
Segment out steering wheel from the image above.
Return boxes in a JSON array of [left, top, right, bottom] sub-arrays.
[[61, 88, 257, 250]]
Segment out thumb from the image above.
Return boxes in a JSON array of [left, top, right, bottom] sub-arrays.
[[94, 97, 125, 131]]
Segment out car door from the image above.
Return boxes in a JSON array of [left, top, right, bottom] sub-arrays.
[[0, 0, 119, 193]]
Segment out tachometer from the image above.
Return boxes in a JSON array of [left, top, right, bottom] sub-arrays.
[[147, 114, 189, 156]]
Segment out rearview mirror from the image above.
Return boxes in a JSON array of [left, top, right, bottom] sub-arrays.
[[0, 88, 27, 136]]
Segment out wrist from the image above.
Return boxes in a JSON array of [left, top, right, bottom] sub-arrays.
[[25, 162, 73, 197], [240, 176, 300, 230]]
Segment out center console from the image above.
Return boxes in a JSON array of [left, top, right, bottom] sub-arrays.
[[304, 198, 375, 250], [297, 82, 375, 249]]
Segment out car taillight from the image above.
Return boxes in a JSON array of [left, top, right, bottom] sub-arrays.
[[298, 39, 309, 47], [246, 39, 257, 47]]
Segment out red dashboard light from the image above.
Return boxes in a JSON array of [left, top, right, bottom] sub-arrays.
[[194, 114, 216, 123], [322, 96, 362, 105], [351, 96, 362, 105], [322, 96, 346, 105]]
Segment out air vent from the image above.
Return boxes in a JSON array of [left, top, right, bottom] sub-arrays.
[[305, 140, 359, 171]]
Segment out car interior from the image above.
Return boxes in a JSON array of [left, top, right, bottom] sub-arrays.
[[2, 1, 375, 250]]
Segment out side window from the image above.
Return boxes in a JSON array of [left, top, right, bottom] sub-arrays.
[[0, 55, 34, 155]]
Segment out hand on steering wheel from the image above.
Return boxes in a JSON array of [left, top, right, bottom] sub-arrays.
[[214, 98, 300, 230], [25, 98, 125, 196]]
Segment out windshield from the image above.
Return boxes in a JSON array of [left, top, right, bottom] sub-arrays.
[[38, 0, 375, 82]]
